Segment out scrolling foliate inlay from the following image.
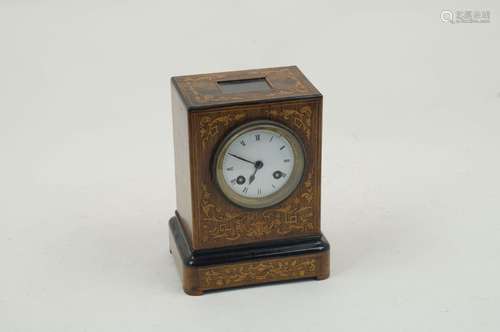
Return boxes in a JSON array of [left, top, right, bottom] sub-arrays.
[[199, 112, 246, 150], [196, 102, 317, 247], [269, 106, 312, 140], [176, 67, 314, 106], [198, 105, 312, 151], [199, 256, 319, 289], [199, 169, 315, 246]]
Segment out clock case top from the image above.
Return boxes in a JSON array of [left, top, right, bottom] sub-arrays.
[[171, 66, 321, 111], [171, 66, 323, 251]]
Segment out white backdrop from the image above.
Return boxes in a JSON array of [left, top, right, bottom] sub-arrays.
[[1, 1, 499, 331]]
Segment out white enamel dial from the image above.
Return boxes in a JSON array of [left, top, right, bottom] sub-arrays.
[[214, 121, 305, 209]]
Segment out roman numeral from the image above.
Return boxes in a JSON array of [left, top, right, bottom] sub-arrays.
[[269, 136, 274, 142], [255, 134, 260, 141], [280, 145, 285, 150], [257, 188, 262, 195], [283, 159, 290, 163], [226, 166, 234, 171], [240, 140, 246, 146], [242, 187, 248, 193], [230, 179, 237, 185]]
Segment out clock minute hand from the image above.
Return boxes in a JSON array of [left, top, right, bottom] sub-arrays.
[[228, 153, 256, 166]]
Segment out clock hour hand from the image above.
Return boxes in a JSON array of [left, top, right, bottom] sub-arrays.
[[248, 160, 263, 185], [249, 168, 258, 184], [228, 153, 256, 166]]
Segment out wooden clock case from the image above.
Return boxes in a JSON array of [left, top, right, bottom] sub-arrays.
[[169, 66, 330, 295]]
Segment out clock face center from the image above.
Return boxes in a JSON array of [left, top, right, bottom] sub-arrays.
[[221, 128, 294, 199], [215, 120, 305, 209]]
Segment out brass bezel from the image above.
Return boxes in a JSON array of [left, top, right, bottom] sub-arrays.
[[214, 120, 305, 209]]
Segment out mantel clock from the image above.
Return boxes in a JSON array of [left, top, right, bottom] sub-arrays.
[[169, 66, 330, 295]]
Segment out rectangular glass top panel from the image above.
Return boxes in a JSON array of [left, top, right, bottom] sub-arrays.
[[217, 78, 271, 94]]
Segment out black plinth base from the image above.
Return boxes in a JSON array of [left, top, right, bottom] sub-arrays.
[[169, 215, 331, 295]]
